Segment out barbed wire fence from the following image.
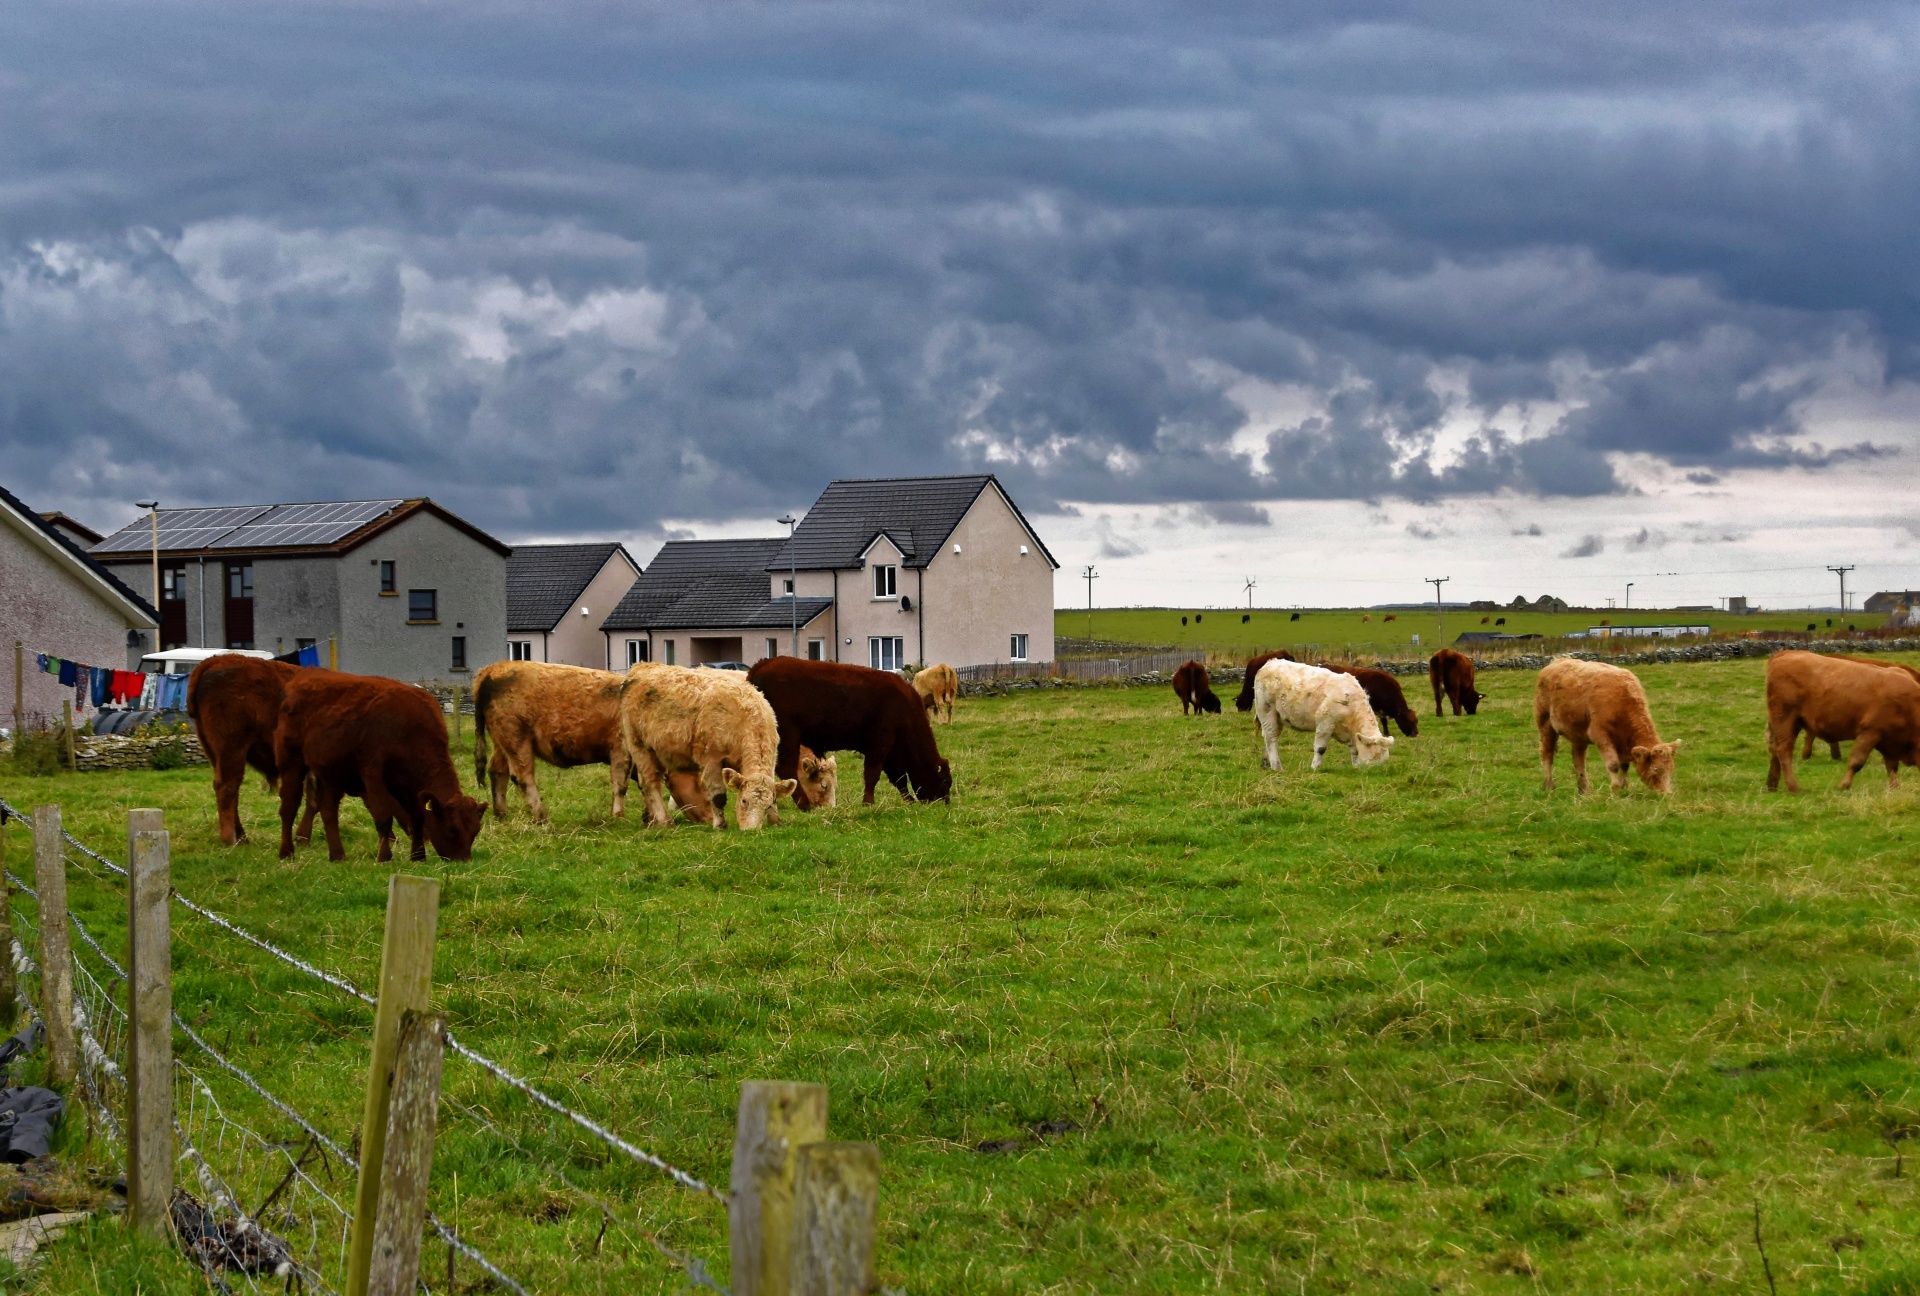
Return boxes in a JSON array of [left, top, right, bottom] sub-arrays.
[[0, 796, 885, 1296]]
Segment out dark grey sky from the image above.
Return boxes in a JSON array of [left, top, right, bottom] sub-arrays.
[[3, 1, 1914, 544]]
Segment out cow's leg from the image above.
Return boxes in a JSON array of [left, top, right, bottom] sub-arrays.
[[1768, 720, 1800, 794], [316, 782, 347, 862], [1539, 724, 1558, 792], [668, 770, 715, 825], [213, 752, 247, 845], [1311, 717, 1337, 771], [699, 760, 730, 829], [1258, 708, 1282, 771], [276, 764, 306, 859], [1884, 749, 1900, 791], [1450, 686, 1464, 718], [486, 744, 513, 819], [1840, 732, 1880, 791], [631, 748, 673, 827], [1830, 740, 1843, 760], [610, 740, 630, 818], [1432, 676, 1445, 718], [1569, 739, 1591, 795], [294, 772, 320, 844], [862, 748, 884, 805], [509, 748, 548, 825], [1595, 739, 1627, 792], [1800, 728, 1814, 760]]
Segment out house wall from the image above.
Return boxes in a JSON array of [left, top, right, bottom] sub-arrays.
[[541, 555, 640, 668], [649, 607, 833, 671], [337, 511, 507, 680], [827, 534, 921, 668], [252, 557, 344, 656], [920, 485, 1055, 667], [2, 515, 155, 726]]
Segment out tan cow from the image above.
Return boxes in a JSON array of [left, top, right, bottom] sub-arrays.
[[618, 663, 796, 829], [1252, 658, 1394, 771], [475, 660, 831, 823], [1534, 658, 1680, 794], [1766, 650, 1920, 793], [913, 662, 959, 724], [1799, 655, 1920, 759]]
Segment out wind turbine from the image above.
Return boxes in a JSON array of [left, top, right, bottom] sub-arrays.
[[1244, 576, 1257, 610]]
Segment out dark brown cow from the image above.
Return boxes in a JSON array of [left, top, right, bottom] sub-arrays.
[[1172, 660, 1221, 715], [1319, 663, 1420, 736], [1234, 651, 1297, 712], [747, 658, 952, 806], [1429, 648, 1484, 716], [273, 673, 486, 861], [1766, 650, 1920, 793], [187, 654, 318, 846]]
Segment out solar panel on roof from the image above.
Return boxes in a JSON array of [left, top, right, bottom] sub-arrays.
[[90, 504, 270, 553], [210, 499, 404, 549]]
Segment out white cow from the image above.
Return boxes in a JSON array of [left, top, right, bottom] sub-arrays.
[[1253, 658, 1395, 771]]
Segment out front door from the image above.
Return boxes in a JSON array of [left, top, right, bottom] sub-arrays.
[[160, 564, 188, 648], [224, 562, 255, 648]]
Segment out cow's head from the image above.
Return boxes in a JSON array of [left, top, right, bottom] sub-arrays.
[[1629, 739, 1681, 794], [797, 747, 838, 809], [724, 768, 798, 829], [1351, 732, 1395, 768], [1200, 691, 1222, 715], [1462, 686, 1485, 715], [912, 755, 953, 802], [423, 792, 487, 860]]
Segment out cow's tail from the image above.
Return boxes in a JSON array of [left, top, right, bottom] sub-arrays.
[[471, 673, 493, 790]]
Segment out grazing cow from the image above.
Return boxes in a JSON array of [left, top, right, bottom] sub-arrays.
[[1495, 617, 1506, 626], [1234, 651, 1297, 712], [1172, 660, 1221, 715], [1765, 650, 1920, 793], [747, 658, 953, 806], [1319, 663, 1419, 736], [1481, 616, 1491, 625], [1534, 658, 1680, 794], [1361, 614, 1372, 623], [1384, 614, 1397, 622], [1797, 655, 1920, 759], [1253, 659, 1394, 772], [913, 663, 959, 724], [1429, 648, 1484, 717], [669, 745, 836, 825], [472, 661, 631, 822], [274, 674, 486, 861], [618, 664, 795, 830], [188, 654, 318, 846], [1289, 612, 1300, 622]]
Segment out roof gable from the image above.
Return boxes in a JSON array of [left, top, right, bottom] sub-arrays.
[[769, 474, 1057, 570], [507, 542, 638, 631], [0, 484, 158, 626]]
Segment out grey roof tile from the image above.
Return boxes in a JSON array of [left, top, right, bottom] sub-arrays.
[[767, 474, 1056, 570], [507, 542, 636, 631], [600, 538, 788, 631]]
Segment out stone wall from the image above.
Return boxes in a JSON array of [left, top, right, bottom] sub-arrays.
[[73, 733, 206, 772]]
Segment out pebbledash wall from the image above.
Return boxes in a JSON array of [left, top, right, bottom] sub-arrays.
[[1, 512, 156, 724]]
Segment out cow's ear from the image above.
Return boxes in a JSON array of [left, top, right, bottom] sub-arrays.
[[1668, 739, 1683, 750], [1630, 745, 1649, 761], [723, 768, 744, 789], [800, 756, 818, 775], [422, 793, 439, 812], [775, 778, 798, 798]]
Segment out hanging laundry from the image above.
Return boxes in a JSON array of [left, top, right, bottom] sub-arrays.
[[90, 667, 110, 708], [139, 674, 160, 709], [73, 665, 91, 709], [35, 654, 50, 675], [111, 671, 142, 704], [296, 645, 321, 668], [56, 660, 76, 688], [160, 675, 189, 712]]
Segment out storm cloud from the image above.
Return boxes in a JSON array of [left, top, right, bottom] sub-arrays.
[[2, 1, 1915, 537]]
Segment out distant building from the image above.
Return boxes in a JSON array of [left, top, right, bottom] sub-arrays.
[[3, 483, 158, 726], [507, 543, 641, 668], [601, 474, 1058, 670], [91, 498, 508, 681], [1727, 597, 1749, 614], [40, 512, 104, 549], [1865, 591, 1920, 614]]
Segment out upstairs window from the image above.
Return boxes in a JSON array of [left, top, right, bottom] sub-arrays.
[[872, 564, 897, 598], [783, 578, 795, 595], [409, 589, 437, 622], [379, 561, 396, 594], [161, 565, 186, 601], [226, 563, 254, 599]]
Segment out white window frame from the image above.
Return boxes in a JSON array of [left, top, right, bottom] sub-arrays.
[[869, 636, 904, 671], [783, 577, 795, 595], [1010, 633, 1029, 662], [872, 564, 897, 599], [625, 638, 647, 667], [509, 640, 533, 661], [767, 637, 780, 659], [807, 638, 824, 661], [663, 639, 676, 666]]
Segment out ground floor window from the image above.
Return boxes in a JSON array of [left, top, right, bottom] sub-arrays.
[[766, 637, 780, 658], [451, 636, 467, 670], [1010, 633, 1029, 662], [626, 638, 647, 666], [870, 636, 904, 671], [807, 639, 824, 660], [663, 640, 676, 665], [509, 640, 534, 661]]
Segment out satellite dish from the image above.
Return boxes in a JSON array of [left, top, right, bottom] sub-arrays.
[[900, 595, 913, 611]]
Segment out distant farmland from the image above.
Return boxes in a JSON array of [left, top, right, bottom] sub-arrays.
[[1055, 606, 1890, 659]]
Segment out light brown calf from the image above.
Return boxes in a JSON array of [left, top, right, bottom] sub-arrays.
[[1798, 655, 1920, 759], [618, 663, 796, 830], [1766, 650, 1920, 793], [913, 663, 959, 724], [472, 661, 630, 823], [1535, 658, 1680, 794]]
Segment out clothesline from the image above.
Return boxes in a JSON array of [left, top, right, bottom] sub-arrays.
[[31, 651, 183, 714]]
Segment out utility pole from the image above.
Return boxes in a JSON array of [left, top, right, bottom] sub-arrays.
[[1244, 577, 1256, 611], [1082, 565, 1099, 641], [779, 514, 799, 657], [1425, 577, 1448, 641], [135, 500, 161, 612], [1827, 565, 1854, 614]]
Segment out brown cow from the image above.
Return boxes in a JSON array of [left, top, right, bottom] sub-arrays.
[[1766, 650, 1920, 793], [187, 654, 318, 846], [472, 661, 630, 822], [1798, 655, 1920, 759], [1234, 651, 1296, 712], [618, 663, 795, 829], [1318, 663, 1419, 736], [1535, 658, 1680, 794], [1172, 660, 1221, 714], [913, 662, 959, 724], [1429, 648, 1484, 716], [274, 673, 486, 861], [747, 657, 952, 806]]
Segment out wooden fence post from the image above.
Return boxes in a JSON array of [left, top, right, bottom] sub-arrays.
[[126, 813, 173, 1233], [345, 875, 440, 1296], [367, 1010, 447, 1296], [790, 1143, 880, 1296], [0, 848, 12, 1030], [451, 685, 462, 741], [731, 1081, 828, 1296], [60, 701, 76, 772], [30, 806, 74, 1087], [11, 639, 21, 738]]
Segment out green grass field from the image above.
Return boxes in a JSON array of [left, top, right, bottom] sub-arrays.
[[1057, 607, 1889, 659], [6, 657, 1920, 1293]]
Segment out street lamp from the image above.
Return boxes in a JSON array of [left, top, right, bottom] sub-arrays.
[[1626, 581, 1634, 612], [778, 514, 798, 657], [135, 500, 161, 611]]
